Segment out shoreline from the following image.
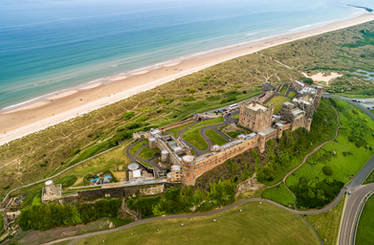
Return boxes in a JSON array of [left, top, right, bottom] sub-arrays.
[[1, 12, 373, 146]]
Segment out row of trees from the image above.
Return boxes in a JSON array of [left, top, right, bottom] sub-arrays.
[[18, 199, 121, 231], [127, 180, 236, 218]]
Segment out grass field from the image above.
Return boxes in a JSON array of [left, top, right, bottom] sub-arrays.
[[205, 129, 228, 146], [288, 91, 296, 98], [265, 96, 290, 114], [279, 85, 288, 95], [306, 198, 345, 245], [74, 202, 320, 245], [356, 195, 374, 245], [138, 146, 160, 160], [182, 117, 224, 150], [286, 100, 374, 188], [364, 170, 374, 184], [167, 121, 195, 138], [262, 183, 295, 207], [130, 140, 147, 155]]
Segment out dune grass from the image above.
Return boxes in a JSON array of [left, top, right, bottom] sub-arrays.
[[356, 195, 374, 245], [205, 129, 228, 146], [262, 183, 294, 207], [74, 201, 320, 245]]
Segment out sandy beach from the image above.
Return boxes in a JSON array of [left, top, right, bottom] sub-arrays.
[[0, 13, 373, 146]]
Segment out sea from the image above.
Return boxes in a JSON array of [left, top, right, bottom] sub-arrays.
[[0, 0, 372, 110]]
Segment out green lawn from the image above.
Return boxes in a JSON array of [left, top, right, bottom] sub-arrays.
[[138, 146, 160, 160], [364, 170, 374, 184], [205, 129, 228, 146], [356, 195, 374, 245], [74, 202, 320, 245], [130, 139, 147, 155], [279, 85, 288, 95], [306, 198, 345, 245], [232, 114, 240, 119], [266, 96, 290, 114], [288, 91, 296, 98], [226, 130, 243, 139], [167, 121, 195, 138], [182, 117, 224, 150], [262, 183, 295, 207]]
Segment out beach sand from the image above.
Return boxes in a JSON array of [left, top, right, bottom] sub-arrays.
[[0, 13, 373, 145]]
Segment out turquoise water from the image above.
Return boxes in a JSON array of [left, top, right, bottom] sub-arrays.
[[0, 0, 370, 109]]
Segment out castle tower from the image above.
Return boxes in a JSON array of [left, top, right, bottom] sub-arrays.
[[239, 102, 274, 132]]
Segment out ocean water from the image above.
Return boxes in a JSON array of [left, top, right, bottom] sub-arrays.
[[0, 0, 371, 109]]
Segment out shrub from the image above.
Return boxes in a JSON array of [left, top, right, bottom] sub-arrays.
[[123, 112, 135, 119], [322, 166, 333, 176]]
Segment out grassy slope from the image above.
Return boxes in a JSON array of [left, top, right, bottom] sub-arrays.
[[2, 21, 374, 200], [265, 96, 290, 113], [74, 202, 320, 245], [205, 129, 228, 146], [306, 198, 344, 245], [356, 195, 374, 245], [262, 183, 294, 207], [286, 99, 374, 187]]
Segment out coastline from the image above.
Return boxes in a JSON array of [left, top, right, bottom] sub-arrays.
[[0, 13, 373, 146]]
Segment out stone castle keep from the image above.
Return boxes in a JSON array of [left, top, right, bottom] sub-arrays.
[[139, 80, 323, 186]]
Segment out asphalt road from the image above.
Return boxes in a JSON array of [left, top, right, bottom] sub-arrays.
[[338, 183, 374, 245]]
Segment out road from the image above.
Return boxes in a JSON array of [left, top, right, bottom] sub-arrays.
[[338, 183, 374, 245]]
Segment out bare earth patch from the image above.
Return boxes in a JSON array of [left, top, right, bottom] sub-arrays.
[[302, 72, 342, 86]]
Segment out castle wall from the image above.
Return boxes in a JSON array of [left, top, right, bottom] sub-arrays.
[[183, 136, 259, 185]]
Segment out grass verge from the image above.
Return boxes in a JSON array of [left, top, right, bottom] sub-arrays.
[[74, 202, 320, 245], [356, 195, 374, 245]]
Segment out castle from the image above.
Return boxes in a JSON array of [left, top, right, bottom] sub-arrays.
[[138, 80, 323, 186]]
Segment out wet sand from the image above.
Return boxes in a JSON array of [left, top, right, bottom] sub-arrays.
[[1, 13, 374, 145]]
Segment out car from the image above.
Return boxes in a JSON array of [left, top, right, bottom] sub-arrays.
[[347, 190, 352, 195]]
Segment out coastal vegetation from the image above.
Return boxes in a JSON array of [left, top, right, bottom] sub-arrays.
[[3, 21, 374, 201], [74, 202, 320, 245], [356, 195, 374, 245]]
